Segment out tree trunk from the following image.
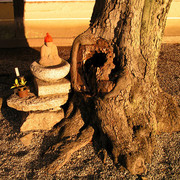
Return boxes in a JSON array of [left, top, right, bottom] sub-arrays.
[[13, 0, 25, 38], [69, 0, 179, 175], [44, 0, 179, 175]]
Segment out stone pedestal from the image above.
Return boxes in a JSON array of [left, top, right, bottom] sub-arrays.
[[34, 78, 71, 96], [20, 109, 64, 132], [7, 35, 71, 146], [7, 92, 68, 133], [30, 60, 70, 82], [7, 93, 68, 112]]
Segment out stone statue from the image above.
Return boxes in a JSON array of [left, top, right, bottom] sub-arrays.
[[39, 33, 62, 66], [30, 33, 70, 82]]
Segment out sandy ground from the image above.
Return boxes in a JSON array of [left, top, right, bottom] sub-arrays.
[[0, 44, 179, 179]]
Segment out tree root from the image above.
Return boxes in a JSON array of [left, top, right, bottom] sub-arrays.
[[126, 154, 147, 175], [98, 149, 108, 164], [40, 100, 85, 155], [46, 126, 94, 174]]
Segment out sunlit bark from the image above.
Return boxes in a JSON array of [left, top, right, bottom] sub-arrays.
[[45, 0, 179, 175]]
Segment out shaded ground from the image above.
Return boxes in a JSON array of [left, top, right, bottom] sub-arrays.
[[0, 44, 179, 179]]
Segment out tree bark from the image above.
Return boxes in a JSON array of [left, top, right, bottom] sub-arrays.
[[69, 0, 179, 175], [13, 0, 25, 38], [45, 0, 179, 175]]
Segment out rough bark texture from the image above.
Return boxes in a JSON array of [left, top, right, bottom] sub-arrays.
[[43, 0, 179, 175], [68, 0, 180, 175]]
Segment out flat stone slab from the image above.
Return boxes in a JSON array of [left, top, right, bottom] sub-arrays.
[[30, 60, 70, 82], [34, 78, 71, 96], [20, 109, 64, 132], [7, 92, 68, 112]]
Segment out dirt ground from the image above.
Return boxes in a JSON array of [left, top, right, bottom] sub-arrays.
[[0, 44, 179, 179]]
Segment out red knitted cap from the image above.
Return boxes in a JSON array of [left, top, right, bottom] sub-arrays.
[[44, 33, 53, 42]]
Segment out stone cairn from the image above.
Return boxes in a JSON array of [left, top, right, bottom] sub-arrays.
[[7, 33, 71, 145]]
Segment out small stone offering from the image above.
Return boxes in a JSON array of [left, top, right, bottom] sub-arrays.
[[30, 33, 70, 83], [7, 33, 71, 136]]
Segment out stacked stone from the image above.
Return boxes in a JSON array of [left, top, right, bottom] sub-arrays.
[[7, 33, 71, 135], [31, 33, 71, 97]]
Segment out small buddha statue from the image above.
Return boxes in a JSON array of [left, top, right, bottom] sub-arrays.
[[30, 33, 70, 82], [39, 33, 62, 67]]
